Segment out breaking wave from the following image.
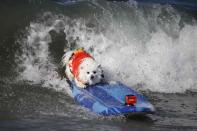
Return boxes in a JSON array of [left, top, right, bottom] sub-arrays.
[[16, 1, 197, 93]]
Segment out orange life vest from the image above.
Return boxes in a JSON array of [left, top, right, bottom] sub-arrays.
[[69, 49, 93, 81]]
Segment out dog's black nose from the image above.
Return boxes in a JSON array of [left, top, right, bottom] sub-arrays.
[[85, 83, 89, 86], [91, 75, 94, 80]]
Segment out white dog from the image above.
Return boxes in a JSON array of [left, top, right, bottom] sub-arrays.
[[62, 49, 104, 88]]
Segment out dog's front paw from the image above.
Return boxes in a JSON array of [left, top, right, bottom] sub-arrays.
[[80, 85, 87, 89], [75, 80, 88, 89], [78, 84, 88, 89]]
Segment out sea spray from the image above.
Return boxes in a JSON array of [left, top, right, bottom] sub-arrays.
[[16, 13, 72, 96]]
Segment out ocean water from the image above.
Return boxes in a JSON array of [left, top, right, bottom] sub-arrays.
[[0, 0, 197, 130]]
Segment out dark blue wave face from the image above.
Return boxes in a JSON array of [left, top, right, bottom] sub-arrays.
[[135, 0, 197, 10], [53, 0, 197, 10]]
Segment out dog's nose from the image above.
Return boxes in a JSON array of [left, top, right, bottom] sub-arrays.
[[91, 75, 94, 80]]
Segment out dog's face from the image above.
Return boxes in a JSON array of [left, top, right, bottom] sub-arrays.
[[78, 58, 104, 86]]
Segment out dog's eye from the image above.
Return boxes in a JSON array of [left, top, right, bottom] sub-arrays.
[[87, 72, 90, 74], [93, 71, 96, 74]]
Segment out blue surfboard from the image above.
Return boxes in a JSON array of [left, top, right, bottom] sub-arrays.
[[70, 81, 155, 116]]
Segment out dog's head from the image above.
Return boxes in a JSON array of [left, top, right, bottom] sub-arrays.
[[77, 58, 104, 86]]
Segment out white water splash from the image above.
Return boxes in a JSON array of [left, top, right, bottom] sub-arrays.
[[16, 13, 72, 96], [17, 1, 197, 93], [63, 2, 197, 93]]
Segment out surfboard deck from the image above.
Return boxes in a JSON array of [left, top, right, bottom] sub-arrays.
[[70, 81, 155, 116]]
